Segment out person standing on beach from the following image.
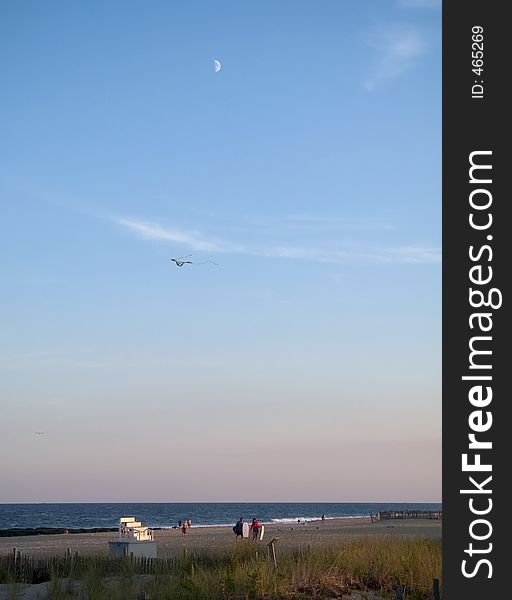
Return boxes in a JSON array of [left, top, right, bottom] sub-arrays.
[[181, 520, 188, 537], [233, 517, 244, 540], [250, 518, 260, 541]]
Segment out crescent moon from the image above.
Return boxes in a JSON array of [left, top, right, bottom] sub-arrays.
[[214, 59, 221, 73]]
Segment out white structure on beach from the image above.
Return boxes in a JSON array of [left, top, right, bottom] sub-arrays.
[[108, 516, 157, 558], [119, 516, 154, 541]]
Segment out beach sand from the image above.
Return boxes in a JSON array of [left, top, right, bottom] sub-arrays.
[[0, 517, 441, 559]]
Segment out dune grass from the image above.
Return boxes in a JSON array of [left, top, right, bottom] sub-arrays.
[[0, 536, 441, 599]]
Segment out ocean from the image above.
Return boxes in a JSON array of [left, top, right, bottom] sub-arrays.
[[0, 503, 442, 530]]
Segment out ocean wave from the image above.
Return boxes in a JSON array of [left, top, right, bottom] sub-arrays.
[[156, 516, 370, 528], [271, 516, 329, 524], [270, 515, 371, 524]]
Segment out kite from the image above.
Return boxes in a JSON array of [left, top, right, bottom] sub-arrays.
[[171, 255, 219, 267]]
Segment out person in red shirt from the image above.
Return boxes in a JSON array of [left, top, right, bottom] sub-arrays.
[[250, 518, 260, 541]]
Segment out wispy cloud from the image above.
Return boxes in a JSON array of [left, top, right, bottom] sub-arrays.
[[266, 245, 440, 265], [362, 246, 441, 264], [115, 217, 440, 265], [363, 26, 427, 91], [242, 213, 397, 233], [115, 218, 242, 253]]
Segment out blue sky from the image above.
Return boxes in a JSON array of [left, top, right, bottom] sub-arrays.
[[0, 0, 441, 502]]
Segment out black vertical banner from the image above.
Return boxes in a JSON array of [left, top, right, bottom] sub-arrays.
[[443, 2, 508, 598]]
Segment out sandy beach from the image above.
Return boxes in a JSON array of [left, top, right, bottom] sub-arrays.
[[0, 517, 441, 559]]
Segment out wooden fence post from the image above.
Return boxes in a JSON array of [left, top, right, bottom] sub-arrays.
[[395, 584, 406, 600], [433, 578, 440, 600], [266, 537, 279, 568]]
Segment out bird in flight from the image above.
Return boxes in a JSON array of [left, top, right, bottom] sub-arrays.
[[171, 255, 219, 268]]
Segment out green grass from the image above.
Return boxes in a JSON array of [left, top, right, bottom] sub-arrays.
[[0, 536, 441, 599]]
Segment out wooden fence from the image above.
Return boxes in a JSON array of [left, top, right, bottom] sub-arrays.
[[378, 510, 442, 520], [0, 550, 167, 584]]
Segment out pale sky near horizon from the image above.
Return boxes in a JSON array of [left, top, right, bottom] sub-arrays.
[[0, 0, 441, 503]]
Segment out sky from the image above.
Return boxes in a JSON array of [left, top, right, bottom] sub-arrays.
[[0, 0, 441, 503]]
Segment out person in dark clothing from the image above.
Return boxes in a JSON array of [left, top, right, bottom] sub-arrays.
[[233, 517, 244, 540]]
